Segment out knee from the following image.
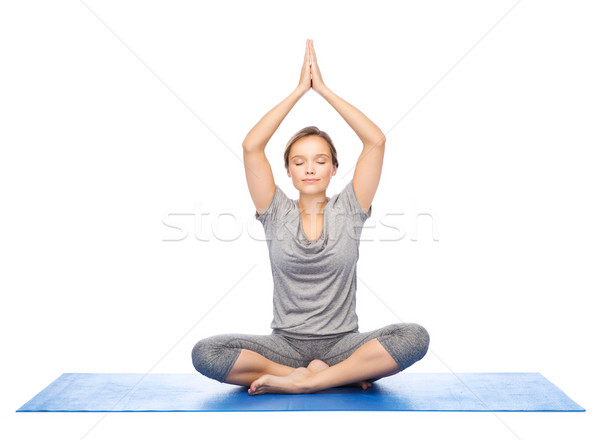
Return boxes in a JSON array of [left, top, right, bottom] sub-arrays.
[[191, 337, 223, 378], [191, 335, 243, 382], [191, 338, 211, 375], [387, 322, 429, 360], [407, 323, 430, 360]]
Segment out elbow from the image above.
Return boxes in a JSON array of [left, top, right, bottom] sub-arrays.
[[242, 141, 265, 153], [364, 134, 386, 149], [241, 135, 253, 151], [242, 142, 255, 152]]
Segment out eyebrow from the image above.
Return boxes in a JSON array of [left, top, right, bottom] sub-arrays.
[[290, 154, 330, 160]]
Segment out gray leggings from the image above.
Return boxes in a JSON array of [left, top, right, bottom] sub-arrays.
[[191, 323, 430, 383]]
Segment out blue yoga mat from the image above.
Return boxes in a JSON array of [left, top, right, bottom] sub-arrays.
[[17, 372, 584, 412]]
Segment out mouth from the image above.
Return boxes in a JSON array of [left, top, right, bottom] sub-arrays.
[[302, 179, 319, 183]]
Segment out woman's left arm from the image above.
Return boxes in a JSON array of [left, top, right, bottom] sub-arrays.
[[308, 40, 385, 214]]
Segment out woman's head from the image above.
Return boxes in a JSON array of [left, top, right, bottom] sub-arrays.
[[284, 126, 339, 193], [284, 126, 339, 171]]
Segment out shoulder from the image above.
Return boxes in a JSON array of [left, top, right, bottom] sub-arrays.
[[329, 180, 372, 221], [255, 184, 296, 224]]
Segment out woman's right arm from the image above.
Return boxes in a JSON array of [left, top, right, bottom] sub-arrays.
[[242, 40, 312, 215], [242, 88, 305, 216]]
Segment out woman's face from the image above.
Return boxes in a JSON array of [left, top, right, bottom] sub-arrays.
[[287, 135, 337, 194]]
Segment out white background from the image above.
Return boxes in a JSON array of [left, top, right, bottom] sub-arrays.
[[1, 1, 599, 439]]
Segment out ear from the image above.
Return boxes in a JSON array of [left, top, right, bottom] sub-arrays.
[[331, 165, 337, 176]]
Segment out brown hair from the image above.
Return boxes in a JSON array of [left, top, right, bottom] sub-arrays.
[[284, 126, 339, 170]]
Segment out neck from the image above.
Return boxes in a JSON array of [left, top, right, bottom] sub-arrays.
[[297, 192, 328, 215]]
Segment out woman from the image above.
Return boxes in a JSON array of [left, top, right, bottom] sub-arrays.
[[192, 39, 429, 395]]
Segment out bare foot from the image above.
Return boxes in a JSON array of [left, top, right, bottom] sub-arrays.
[[248, 359, 373, 395], [248, 367, 312, 395]]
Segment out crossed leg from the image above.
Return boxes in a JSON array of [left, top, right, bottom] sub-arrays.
[[247, 338, 399, 395], [193, 323, 429, 395], [224, 349, 374, 391]]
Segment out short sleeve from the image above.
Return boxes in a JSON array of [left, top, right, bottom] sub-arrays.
[[255, 184, 295, 226], [336, 180, 372, 223]]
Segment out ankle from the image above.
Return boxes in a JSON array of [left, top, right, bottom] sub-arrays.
[[297, 368, 322, 393]]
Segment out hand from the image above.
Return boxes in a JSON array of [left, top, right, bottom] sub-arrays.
[[297, 39, 312, 95], [308, 39, 327, 94]]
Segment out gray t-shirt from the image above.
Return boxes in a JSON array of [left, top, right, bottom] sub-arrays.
[[255, 180, 372, 338]]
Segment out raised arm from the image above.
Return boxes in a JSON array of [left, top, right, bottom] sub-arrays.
[[308, 39, 385, 215], [242, 40, 312, 216]]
